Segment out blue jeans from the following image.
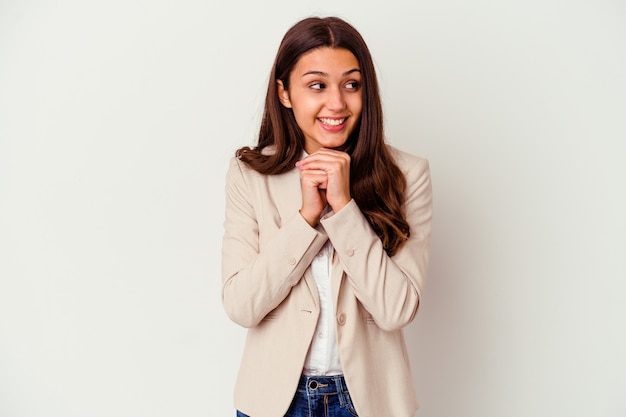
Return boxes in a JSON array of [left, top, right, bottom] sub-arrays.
[[237, 375, 358, 417]]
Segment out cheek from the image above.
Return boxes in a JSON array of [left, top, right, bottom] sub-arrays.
[[290, 110, 316, 134], [348, 95, 363, 115], [292, 101, 319, 123], [292, 108, 311, 125]]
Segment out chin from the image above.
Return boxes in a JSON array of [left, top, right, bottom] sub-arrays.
[[322, 135, 351, 149], [332, 134, 357, 152], [329, 142, 349, 151]]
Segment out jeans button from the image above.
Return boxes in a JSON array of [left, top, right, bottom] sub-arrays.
[[309, 380, 318, 390]]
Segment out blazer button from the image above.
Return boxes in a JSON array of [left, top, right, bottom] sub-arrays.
[[337, 313, 346, 325], [287, 257, 296, 265], [345, 248, 355, 257]]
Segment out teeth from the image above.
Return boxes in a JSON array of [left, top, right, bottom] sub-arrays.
[[320, 118, 346, 126]]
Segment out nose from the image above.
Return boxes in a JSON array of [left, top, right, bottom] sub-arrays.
[[325, 86, 346, 112]]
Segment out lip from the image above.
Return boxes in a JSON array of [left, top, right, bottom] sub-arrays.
[[317, 117, 348, 132]]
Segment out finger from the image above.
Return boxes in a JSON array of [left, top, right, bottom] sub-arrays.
[[300, 171, 328, 189], [297, 149, 350, 164], [298, 151, 350, 165], [298, 168, 327, 176], [300, 170, 328, 182], [297, 159, 349, 174]]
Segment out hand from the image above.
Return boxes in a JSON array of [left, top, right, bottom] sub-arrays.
[[296, 148, 351, 226]]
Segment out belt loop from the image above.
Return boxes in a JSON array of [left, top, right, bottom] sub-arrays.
[[335, 375, 347, 407], [334, 375, 342, 391]]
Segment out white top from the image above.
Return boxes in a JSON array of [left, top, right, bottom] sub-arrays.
[[302, 209, 343, 376]]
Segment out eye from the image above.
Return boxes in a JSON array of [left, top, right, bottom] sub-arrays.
[[345, 81, 360, 90], [309, 82, 326, 90]]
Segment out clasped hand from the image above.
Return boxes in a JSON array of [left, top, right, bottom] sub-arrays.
[[295, 148, 351, 227]]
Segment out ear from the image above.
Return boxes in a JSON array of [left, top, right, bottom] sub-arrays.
[[276, 80, 292, 108]]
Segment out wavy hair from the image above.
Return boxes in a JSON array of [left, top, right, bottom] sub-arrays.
[[236, 17, 409, 256]]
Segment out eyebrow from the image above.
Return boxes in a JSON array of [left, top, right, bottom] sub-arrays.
[[301, 68, 361, 78]]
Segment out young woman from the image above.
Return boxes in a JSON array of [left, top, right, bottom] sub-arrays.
[[222, 16, 433, 417]]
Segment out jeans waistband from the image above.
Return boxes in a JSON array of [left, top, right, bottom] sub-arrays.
[[297, 374, 348, 396]]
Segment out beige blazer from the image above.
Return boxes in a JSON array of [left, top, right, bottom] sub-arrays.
[[222, 145, 433, 417]]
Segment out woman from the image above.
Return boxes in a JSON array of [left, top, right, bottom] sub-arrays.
[[222, 16, 432, 417]]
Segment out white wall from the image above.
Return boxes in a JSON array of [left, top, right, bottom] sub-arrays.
[[1, 1, 624, 416]]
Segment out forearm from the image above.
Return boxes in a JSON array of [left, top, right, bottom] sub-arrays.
[[222, 210, 328, 328], [320, 161, 433, 331]]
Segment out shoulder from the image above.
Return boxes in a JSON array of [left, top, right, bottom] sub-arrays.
[[226, 144, 283, 181], [385, 144, 430, 179], [226, 150, 296, 187], [226, 155, 265, 184], [385, 145, 433, 219]]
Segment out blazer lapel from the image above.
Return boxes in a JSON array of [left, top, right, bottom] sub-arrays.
[[268, 168, 321, 309], [331, 251, 343, 309], [268, 167, 302, 221]]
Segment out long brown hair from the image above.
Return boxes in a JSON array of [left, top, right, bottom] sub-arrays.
[[237, 17, 409, 256]]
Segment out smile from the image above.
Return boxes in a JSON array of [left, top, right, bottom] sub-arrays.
[[319, 117, 346, 126]]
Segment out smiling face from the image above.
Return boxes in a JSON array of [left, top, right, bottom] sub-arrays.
[[277, 47, 363, 154]]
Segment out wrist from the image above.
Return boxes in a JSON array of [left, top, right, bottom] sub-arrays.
[[330, 197, 351, 213], [299, 209, 320, 227]]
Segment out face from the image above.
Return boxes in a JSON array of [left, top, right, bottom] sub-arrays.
[[277, 47, 363, 154]]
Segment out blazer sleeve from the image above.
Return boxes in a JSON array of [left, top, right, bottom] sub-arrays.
[[320, 156, 433, 331], [221, 157, 329, 328]]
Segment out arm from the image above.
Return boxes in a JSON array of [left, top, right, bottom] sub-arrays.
[[221, 157, 328, 328], [321, 157, 433, 331]]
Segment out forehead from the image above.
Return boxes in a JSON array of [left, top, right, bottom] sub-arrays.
[[292, 47, 360, 77]]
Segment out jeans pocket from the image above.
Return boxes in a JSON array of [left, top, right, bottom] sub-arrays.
[[342, 391, 359, 416]]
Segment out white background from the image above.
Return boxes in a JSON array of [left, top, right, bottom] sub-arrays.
[[1, 1, 625, 416]]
